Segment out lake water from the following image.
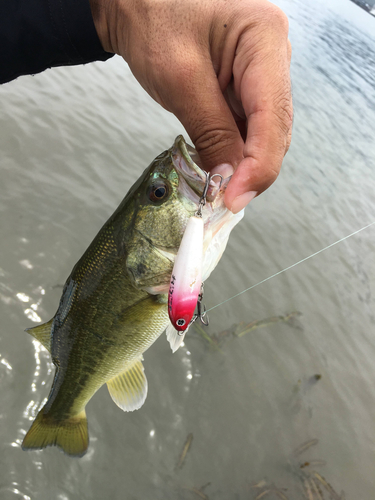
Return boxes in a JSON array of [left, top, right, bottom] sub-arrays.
[[0, 0, 374, 498]]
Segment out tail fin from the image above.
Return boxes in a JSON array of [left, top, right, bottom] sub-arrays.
[[22, 409, 89, 457]]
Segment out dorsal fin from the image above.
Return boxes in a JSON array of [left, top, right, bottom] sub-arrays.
[[25, 319, 53, 352], [106, 358, 147, 412]]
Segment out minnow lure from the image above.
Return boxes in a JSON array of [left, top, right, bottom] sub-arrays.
[[168, 215, 204, 331], [168, 172, 221, 332]]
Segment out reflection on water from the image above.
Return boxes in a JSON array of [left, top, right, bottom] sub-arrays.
[[0, 0, 375, 497]]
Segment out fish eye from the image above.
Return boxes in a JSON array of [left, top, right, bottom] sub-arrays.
[[154, 187, 166, 198], [148, 181, 169, 203]]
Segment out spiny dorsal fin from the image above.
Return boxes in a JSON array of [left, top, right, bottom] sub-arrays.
[[107, 358, 147, 412], [166, 323, 186, 353], [25, 319, 53, 352], [22, 408, 88, 457]]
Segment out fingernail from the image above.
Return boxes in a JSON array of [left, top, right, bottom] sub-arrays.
[[209, 163, 234, 179], [229, 191, 257, 214]]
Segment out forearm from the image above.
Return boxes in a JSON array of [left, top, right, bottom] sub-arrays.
[[0, 0, 113, 84]]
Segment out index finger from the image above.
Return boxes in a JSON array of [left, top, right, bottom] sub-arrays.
[[224, 7, 293, 213]]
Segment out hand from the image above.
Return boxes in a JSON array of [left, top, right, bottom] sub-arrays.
[[90, 0, 293, 213]]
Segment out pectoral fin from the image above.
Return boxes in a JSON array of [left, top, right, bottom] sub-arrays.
[[25, 319, 53, 352], [107, 358, 148, 412]]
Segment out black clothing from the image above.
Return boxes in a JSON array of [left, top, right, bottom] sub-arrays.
[[0, 0, 113, 84]]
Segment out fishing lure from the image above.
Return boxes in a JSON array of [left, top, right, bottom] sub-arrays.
[[168, 215, 204, 331], [168, 172, 219, 332]]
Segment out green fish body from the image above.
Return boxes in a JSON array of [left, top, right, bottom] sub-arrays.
[[22, 136, 243, 456]]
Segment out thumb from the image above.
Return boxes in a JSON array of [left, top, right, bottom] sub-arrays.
[[162, 56, 244, 174]]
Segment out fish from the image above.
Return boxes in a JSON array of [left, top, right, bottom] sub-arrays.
[[22, 135, 244, 457], [292, 439, 319, 457], [176, 432, 194, 469]]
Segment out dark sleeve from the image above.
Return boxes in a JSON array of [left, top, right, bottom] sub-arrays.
[[0, 0, 114, 84]]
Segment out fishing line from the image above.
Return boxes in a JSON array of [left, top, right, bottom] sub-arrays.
[[208, 220, 375, 313]]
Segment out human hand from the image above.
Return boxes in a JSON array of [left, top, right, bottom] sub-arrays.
[[90, 0, 292, 213]]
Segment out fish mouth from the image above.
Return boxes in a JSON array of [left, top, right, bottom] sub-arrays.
[[171, 135, 229, 203]]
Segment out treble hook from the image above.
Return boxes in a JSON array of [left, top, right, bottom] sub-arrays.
[[189, 283, 209, 328], [197, 300, 209, 326], [195, 171, 210, 218], [209, 172, 224, 188], [195, 171, 224, 218]]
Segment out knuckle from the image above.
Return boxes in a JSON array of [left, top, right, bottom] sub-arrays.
[[193, 126, 239, 164], [262, 3, 290, 34], [273, 91, 293, 136]]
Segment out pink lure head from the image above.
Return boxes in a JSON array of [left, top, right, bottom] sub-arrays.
[[168, 273, 200, 331]]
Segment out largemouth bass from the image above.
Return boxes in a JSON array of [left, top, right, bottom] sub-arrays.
[[22, 136, 244, 456]]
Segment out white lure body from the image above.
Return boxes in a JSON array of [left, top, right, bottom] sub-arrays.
[[168, 216, 204, 331]]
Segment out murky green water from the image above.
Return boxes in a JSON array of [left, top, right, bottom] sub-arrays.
[[0, 0, 374, 498]]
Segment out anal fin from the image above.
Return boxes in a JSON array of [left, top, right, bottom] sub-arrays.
[[25, 319, 53, 352], [107, 358, 148, 412]]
